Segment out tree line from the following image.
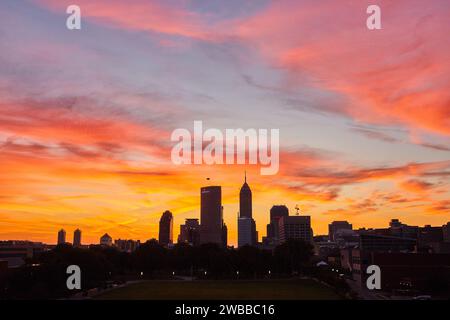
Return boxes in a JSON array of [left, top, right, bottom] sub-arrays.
[[0, 239, 349, 299]]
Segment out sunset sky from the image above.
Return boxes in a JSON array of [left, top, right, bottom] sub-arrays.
[[0, 0, 449, 246]]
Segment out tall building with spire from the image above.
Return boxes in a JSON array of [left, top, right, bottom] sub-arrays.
[[239, 171, 252, 218], [238, 173, 258, 247]]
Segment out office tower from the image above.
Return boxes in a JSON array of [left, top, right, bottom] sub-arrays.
[[265, 205, 289, 243], [238, 173, 258, 246], [328, 221, 353, 241], [159, 210, 173, 246], [100, 233, 112, 246], [270, 205, 289, 221], [178, 218, 200, 246], [73, 229, 81, 247], [278, 215, 313, 243], [239, 172, 252, 218], [57, 229, 66, 245], [200, 186, 223, 245]]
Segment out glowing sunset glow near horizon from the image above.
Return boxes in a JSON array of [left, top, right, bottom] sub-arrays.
[[0, 0, 449, 246]]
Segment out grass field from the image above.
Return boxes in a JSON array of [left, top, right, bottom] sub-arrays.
[[96, 279, 342, 300]]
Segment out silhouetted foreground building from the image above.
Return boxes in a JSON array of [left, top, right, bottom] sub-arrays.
[[200, 186, 227, 247], [159, 210, 173, 246], [114, 239, 140, 252], [178, 218, 200, 246], [366, 252, 450, 292], [0, 241, 45, 268]]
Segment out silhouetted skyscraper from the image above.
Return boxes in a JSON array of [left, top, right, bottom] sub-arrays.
[[238, 173, 257, 246], [270, 205, 289, 221], [73, 229, 81, 247], [159, 210, 173, 246], [200, 186, 224, 246], [239, 172, 252, 218], [57, 229, 66, 245], [266, 205, 289, 243]]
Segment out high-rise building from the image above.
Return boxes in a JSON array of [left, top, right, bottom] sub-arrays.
[[239, 172, 252, 218], [57, 229, 66, 245], [100, 233, 112, 246], [238, 173, 257, 247], [73, 229, 81, 247], [159, 210, 173, 246], [264, 205, 289, 245], [328, 221, 353, 241], [278, 215, 313, 243], [270, 205, 289, 221], [178, 218, 200, 246], [200, 186, 223, 246]]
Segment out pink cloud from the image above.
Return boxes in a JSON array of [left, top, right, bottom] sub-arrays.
[[35, 0, 210, 39], [234, 0, 450, 136]]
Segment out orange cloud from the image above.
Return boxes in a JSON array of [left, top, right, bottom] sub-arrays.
[[399, 179, 434, 193]]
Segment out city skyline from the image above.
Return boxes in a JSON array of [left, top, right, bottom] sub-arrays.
[[34, 217, 450, 246], [12, 204, 450, 247], [0, 0, 449, 246], [3, 172, 450, 246]]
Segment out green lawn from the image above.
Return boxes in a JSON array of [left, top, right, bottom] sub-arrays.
[[96, 279, 341, 300]]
